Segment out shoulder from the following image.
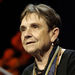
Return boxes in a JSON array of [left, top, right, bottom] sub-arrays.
[[64, 49, 75, 55], [22, 63, 34, 75], [60, 49, 75, 61], [62, 49, 75, 59], [62, 49, 75, 64], [57, 49, 75, 75], [66, 49, 75, 75]]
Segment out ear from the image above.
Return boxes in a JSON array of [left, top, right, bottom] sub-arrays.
[[49, 27, 59, 43]]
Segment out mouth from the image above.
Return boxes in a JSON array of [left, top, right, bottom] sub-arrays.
[[26, 41, 36, 45]]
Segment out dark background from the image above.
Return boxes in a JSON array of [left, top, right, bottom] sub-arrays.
[[0, 0, 74, 55]]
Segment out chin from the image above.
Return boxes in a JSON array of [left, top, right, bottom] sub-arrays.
[[24, 46, 37, 54]]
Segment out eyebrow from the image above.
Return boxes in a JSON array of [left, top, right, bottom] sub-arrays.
[[32, 22, 43, 26], [21, 22, 41, 26], [31, 23, 40, 25]]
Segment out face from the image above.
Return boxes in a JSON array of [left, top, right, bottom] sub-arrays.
[[20, 13, 53, 54]]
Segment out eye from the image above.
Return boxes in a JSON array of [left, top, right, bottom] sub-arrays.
[[31, 24, 39, 28], [20, 26, 26, 32]]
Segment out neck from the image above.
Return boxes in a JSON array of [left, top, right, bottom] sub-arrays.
[[35, 45, 54, 70]]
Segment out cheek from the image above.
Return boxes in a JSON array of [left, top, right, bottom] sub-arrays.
[[37, 31, 50, 44], [21, 33, 24, 43]]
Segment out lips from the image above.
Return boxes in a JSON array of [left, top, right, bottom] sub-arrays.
[[26, 41, 36, 45]]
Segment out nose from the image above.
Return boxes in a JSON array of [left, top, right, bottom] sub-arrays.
[[24, 29, 32, 39], [25, 35, 32, 39]]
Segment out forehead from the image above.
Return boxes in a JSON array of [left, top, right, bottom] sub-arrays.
[[21, 13, 47, 26]]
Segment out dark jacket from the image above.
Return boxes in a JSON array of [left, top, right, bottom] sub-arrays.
[[22, 50, 75, 75]]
